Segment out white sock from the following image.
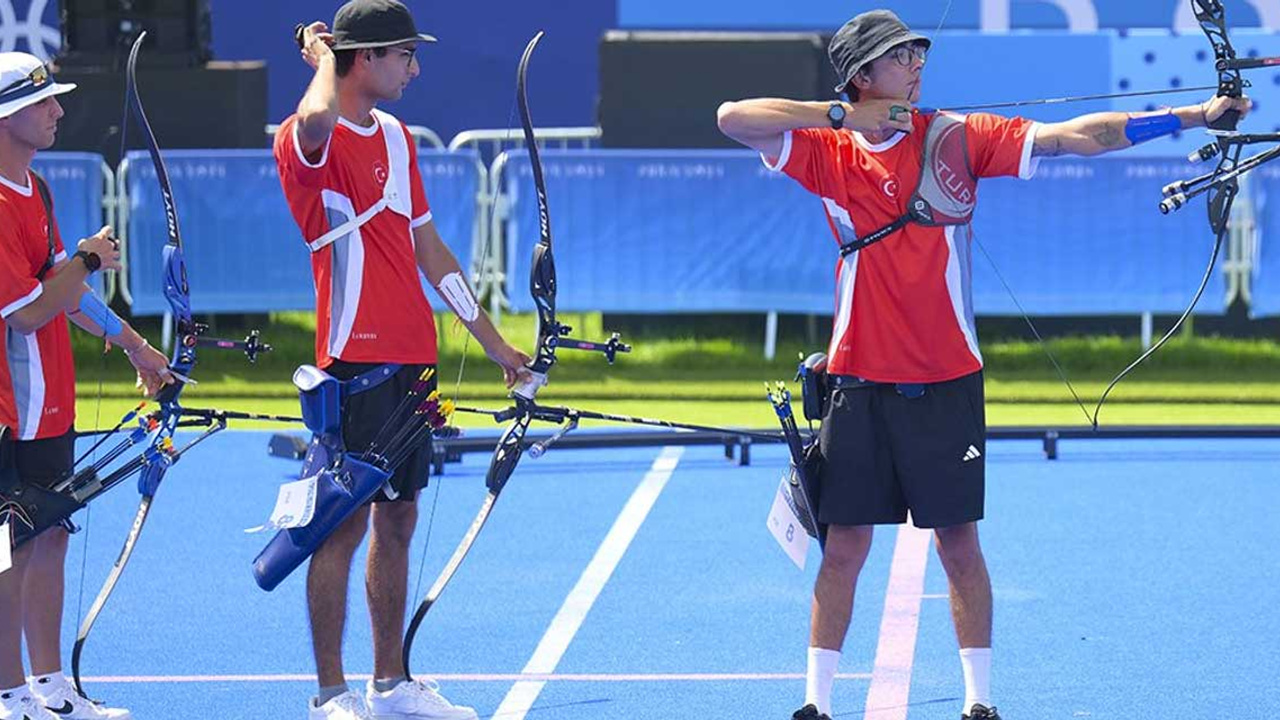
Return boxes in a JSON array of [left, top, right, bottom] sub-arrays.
[[805, 647, 841, 716], [959, 647, 992, 713], [0, 684, 30, 704], [29, 671, 68, 694]]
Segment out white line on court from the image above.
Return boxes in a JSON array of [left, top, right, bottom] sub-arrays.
[[491, 446, 684, 720], [863, 522, 932, 720], [82, 672, 874, 684]]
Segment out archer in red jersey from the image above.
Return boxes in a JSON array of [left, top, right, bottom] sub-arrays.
[[0, 51, 170, 720], [277, 3, 529, 719], [718, 9, 1251, 720]]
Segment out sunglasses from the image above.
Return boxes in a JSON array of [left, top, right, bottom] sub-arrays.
[[0, 64, 49, 98], [885, 43, 928, 67], [386, 47, 416, 68]]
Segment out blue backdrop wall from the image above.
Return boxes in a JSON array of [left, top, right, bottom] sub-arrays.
[[2, 1, 1278, 143], [3, 0, 617, 142], [617, 0, 1280, 30]]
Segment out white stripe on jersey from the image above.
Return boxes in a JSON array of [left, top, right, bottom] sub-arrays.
[[943, 226, 982, 365], [320, 191, 365, 359], [829, 252, 859, 362], [15, 331, 45, 440], [823, 197, 860, 361]]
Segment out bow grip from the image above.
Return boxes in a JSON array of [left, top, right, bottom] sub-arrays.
[[1209, 106, 1240, 132], [513, 370, 548, 402]]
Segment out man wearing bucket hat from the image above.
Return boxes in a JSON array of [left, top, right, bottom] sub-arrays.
[[719, 9, 1250, 720], [275, 2, 529, 719], [0, 51, 172, 720]]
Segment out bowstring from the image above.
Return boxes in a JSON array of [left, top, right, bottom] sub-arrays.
[[406, 65, 526, 633], [74, 63, 136, 645], [932, 0, 955, 38], [970, 235, 1095, 427], [923, 0, 1098, 427]]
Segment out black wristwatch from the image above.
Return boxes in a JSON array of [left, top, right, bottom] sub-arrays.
[[827, 101, 847, 130], [73, 250, 101, 272]]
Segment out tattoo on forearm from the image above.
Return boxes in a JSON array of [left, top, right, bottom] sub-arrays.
[[1034, 134, 1065, 157], [1092, 122, 1126, 149]]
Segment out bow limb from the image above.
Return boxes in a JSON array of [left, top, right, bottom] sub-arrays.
[[517, 30, 561, 387], [70, 466, 165, 699], [401, 411, 532, 679]]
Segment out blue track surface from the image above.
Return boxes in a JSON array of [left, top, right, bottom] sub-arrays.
[[52, 432, 1280, 719]]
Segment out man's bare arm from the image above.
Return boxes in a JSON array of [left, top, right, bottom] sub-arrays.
[[6, 227, 118, 335], [1033, 96, 1250, 158], [717, 98, 914, 160], [412, 221, 530, 387], [294, 22, 341, 156]]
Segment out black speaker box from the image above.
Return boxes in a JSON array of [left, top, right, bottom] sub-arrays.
[[58, 0, 213, 69], [598, 31, 833, 149], [51, 62, 267, 166]]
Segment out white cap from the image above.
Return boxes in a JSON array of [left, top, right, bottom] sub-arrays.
[[0, 52, 76, 120]]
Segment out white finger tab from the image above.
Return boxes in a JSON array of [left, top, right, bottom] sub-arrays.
[[438, 271, 480, 322]]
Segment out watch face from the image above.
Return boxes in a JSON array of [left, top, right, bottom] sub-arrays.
[[829, 104, 846, 121]]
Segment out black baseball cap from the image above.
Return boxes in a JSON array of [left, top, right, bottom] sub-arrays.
[[331, 0, 437, 50], [829, 10, 930, 93]]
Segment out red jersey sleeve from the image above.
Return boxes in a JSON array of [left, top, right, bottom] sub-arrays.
[[764, 128, 845, 197], [273, 114, 332, 191], [404, 125, 432, 228], [0, 195, 44, 319], [964, 112, 1040, 180]]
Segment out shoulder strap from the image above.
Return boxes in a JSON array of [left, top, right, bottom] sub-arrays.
[[31, 171, 57, 281], [305, 113, 412, 254], [837, 112, 977, 258]]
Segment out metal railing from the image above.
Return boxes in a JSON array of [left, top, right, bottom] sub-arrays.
[[455, 127, 602, 314], [447, 126, 601, 155], [1225, 173, 1257, 309], [101, 131, 1268, 358], [98, 159, 121, 304]]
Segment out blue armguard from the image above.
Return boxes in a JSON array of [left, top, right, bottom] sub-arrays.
[[78, 290, 123, 337], [1124, 113, 1181, 145]]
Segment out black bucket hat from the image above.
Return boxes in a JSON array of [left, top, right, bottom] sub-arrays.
[[331, 0, 437, 50], [830, 10, 931, 94]]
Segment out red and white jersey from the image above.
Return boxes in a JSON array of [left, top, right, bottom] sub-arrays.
[[766, 111, 1039, 383], [0, 171, 76, 440], [274, 110, 438, 368]]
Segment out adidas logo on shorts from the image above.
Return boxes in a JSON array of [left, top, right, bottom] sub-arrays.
[[962, 444, 982, 462]]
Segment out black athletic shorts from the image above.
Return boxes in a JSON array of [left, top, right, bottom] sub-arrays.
[[328, 360, 435, 504], [13, 429, 75, 489], [817, 370, 985, 529]]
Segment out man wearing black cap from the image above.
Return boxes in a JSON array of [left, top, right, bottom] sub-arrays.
[[274, 2, 529, 719], [719, 9, 1249, 720]]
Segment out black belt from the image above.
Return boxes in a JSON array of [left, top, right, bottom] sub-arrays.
[[829, 374, 926, 399]]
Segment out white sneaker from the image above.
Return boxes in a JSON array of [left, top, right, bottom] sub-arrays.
[[366, 679, 478, 720], [309, 690, 373, 720], [0, 689, 59, 720], [30, 679, 131, 720]]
